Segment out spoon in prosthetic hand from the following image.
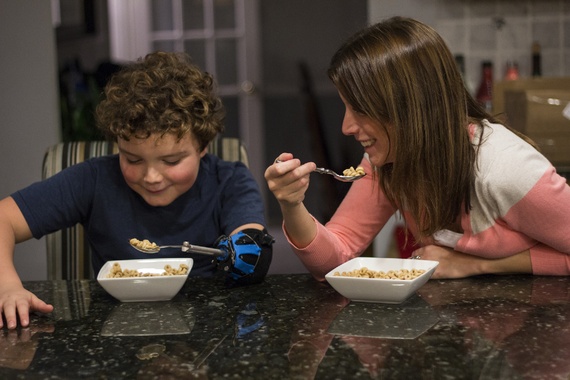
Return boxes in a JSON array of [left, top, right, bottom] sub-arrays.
[[129, 238, 224, 256]]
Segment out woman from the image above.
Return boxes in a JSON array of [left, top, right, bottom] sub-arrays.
[[265, 17, 570, 281]]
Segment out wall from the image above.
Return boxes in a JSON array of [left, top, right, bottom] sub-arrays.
[[369, 0, 570, 96], [0, 0, 60, 280], [260, 0, 369, 272], [261, 0, 368, 227], [56, 0, 110, 73]]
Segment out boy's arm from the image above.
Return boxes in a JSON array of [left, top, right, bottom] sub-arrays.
[[230, 223, 265, 236], [0, 197, 32, 284], [0, 197, 53, 329]]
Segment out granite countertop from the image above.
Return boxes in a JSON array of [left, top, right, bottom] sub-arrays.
[[1, 274, 569, 379]]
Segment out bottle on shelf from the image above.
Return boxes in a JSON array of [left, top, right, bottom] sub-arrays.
[[454, 54, 475, 95], [504, 60, 519, 81], [476, 61, 493, 113], [455, 54, 466, 77], [532, 41, 541, 77]]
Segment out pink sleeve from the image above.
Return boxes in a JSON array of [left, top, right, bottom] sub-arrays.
[[504, 167, 570, 275], [284, 157, 396, 281], [530, 243, 570, 275]]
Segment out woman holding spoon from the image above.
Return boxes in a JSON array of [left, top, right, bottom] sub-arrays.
[[265, 17, 570, 280]]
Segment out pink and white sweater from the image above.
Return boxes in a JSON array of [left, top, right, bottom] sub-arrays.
[[285, 121, 570, 280]]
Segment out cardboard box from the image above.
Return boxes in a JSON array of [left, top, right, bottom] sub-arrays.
[[503, 88, 570, 166], [493, 77, 570, 115]]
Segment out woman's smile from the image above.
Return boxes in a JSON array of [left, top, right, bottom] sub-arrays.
[[360, 139, 375, 148]]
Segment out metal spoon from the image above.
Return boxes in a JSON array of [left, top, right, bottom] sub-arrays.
[[275, 160, 365, 182], [313, 167, 365, 182], [130, 240, 225, 256]]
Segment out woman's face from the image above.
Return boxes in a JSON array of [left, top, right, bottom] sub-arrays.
[[339, 92, 395, 168], [118, 132, 206, 207]]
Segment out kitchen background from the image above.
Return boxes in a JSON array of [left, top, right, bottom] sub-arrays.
[[1, 0, 569, 280]]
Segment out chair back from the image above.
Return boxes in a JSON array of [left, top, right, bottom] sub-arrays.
[[43, 141, 119, 280], [207, 137, 249, 168], [42, 137, 248, 280]]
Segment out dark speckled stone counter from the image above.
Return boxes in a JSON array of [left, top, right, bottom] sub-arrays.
[[1, 274, 569, 379]]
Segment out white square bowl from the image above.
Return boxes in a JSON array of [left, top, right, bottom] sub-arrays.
[[325, 257, 438, 304], [97, 258, 193, 302]]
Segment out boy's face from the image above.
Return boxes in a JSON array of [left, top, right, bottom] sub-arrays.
[[118, 133, 207, 207]]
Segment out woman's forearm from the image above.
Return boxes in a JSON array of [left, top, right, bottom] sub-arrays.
[[482, 250, 532, 275], [281, 203, 317, 249], [419, 245, 533, 279]]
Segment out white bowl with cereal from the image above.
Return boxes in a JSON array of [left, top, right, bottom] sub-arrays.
[[325, 257, 438, 304], [97, 258, 193, 302]]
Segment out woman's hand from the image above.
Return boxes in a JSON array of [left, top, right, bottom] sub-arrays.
[[0, 283, 54, 330], [264, 153, 318, 248], [264, 153, 316, 208], [412, 245, 484, 279], [413, 245, 532, 279]]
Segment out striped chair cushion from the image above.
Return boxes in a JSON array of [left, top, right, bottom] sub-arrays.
[[42, 141, 119, 280], [42, 138, 248, 280], [207, 137, 249, 168]]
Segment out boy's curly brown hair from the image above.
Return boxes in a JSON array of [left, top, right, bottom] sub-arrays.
[[96, 51, 225, 151]]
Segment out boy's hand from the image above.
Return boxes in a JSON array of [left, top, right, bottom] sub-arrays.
[[0, 284, 53, 329]]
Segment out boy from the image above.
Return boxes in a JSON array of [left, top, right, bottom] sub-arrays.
[[0, 51, 271, 329]]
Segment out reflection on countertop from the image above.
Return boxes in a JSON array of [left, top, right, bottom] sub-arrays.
[[327, 296, 439, 339], [101, 302, 194, 336], [0, 274, 568, 379]]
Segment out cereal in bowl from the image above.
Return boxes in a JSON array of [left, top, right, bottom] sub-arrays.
[[106, 262, 189, 278], [333, 267, 426, 280]]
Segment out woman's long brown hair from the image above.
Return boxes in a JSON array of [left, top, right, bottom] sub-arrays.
[[328, 17, 526, 238]]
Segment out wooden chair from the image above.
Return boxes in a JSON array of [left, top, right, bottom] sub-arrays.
[[42, 137, 249, 280]]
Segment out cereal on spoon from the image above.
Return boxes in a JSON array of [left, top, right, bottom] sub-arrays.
[[129, 238, 159, 251], [342, 166, 365, 177]]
